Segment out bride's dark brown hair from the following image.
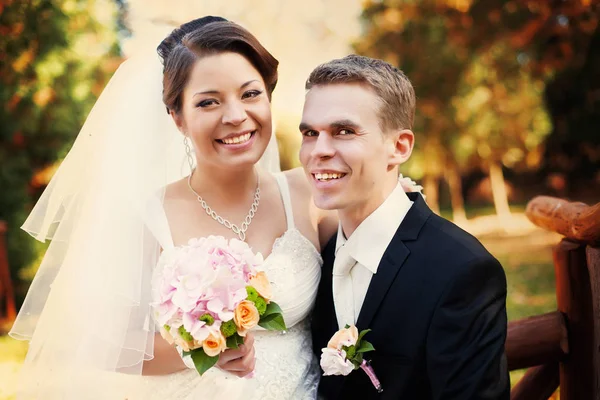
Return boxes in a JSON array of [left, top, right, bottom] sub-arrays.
[[158, 18, 279, 115]]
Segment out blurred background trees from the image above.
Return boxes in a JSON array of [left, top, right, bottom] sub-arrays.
[[356, 0, 598, 220], [0, 0, 123, 310]]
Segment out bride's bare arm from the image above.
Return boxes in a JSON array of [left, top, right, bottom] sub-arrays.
[[142, 334, 188, 375]]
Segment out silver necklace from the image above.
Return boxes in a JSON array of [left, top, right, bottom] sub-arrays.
[[187, 171, 260, 242]]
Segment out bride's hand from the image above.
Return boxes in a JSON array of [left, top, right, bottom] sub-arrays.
[[216, 332, 256, 377]]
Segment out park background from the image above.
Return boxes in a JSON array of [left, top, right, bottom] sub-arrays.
[[0, 1, 598, 399]]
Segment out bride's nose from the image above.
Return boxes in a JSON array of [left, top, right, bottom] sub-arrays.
[[222, 100, 248, 126]]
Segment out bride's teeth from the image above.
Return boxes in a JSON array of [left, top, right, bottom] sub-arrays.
[[221, 132, 253, 144]]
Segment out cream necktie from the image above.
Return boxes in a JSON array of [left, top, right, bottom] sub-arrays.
[[332, 245, 357, 329]]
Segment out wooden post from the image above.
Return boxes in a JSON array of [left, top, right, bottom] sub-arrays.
[[587, 246, 600, 398], [0, 221, 17, 321], [554, 239, 594, 400], [511, 363, 559, 400]]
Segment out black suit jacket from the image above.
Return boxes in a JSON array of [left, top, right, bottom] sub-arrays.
[[312, 193, 510, 400]]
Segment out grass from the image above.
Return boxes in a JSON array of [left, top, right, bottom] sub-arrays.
[[0, 335, 28, 400], [479, 227, 559, 398], [0, 212, 560, 399]]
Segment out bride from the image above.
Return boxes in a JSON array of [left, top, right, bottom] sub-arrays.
[[9, 16, 337, 399]]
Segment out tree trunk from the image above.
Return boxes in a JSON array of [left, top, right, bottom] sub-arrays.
[[423, 174, 440, 214], [0, 221, 16, 322], [445, 162, 467, 225], [489, 161, 511, 220]]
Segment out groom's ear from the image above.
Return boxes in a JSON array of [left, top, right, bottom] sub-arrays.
[[387, 129, 414, 169]]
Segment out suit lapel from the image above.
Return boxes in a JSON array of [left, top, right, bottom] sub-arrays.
[[320, 235, 340, 336], [355, 193, 431, 330]]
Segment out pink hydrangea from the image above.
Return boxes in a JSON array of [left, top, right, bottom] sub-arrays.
[[151, 235, 263, 346]]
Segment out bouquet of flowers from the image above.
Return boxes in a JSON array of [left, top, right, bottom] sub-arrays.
[[151, 236, 286, 375], [320, 325, 383, 393]]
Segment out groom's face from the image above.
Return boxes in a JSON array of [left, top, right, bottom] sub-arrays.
[[299, 83, 397, 214]]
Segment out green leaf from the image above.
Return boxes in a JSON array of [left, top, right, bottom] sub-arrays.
[[226, 333, 245, 349], [189, 348, 219, 376], [261, 302, 284, 318], [356, 341, 375, 354], [344, 345, 356, 359], [258, 312, 287, 331], [357, 329, 371, 344], [258, 302, 287, 331]]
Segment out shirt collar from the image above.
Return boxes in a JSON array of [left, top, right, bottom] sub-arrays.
[[335, 182, 413, 274]]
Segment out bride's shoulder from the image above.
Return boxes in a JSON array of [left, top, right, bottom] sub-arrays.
[[283, 168, 338, 249], [283, 167, 311, 196], [163, 178, 189, 201]]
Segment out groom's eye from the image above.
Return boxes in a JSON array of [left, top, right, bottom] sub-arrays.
[[338, 128, 354, 135], [302, 130, 318, 137]]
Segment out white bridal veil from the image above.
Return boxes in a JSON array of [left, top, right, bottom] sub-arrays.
[[9, 43, 280, 399]]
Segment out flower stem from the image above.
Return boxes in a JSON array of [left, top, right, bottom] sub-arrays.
[[360, 360, 383, 393]]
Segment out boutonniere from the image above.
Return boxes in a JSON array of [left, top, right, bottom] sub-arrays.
[[320, 325, 383, 393]]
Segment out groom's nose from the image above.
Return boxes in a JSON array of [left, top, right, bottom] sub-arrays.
[[311, 132, 336, 159]]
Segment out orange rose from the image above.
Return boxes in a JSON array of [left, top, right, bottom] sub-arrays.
[[249, 271, 273, 302], [202, 330, 227, 357], [234, 300, 260, 336], [327, 325, 359, 350]]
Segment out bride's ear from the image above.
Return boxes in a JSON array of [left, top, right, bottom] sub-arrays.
[[169, 110, 186, 134]]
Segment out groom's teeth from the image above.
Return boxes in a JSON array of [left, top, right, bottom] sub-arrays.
[[315, 173, 345, 181], [222, 132, 252, 144]]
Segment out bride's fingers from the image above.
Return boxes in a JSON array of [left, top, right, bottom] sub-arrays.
[[217, 333, 255, 364], [218, 346, 256, 376]]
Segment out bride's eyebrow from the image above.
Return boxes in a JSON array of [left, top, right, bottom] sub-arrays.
[[193, 80, 261, 97]]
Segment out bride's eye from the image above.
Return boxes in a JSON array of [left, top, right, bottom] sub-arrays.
[[197, 99, 218, 108], [242, 90, 263, 99]]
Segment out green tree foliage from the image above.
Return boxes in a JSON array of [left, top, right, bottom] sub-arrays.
[[356, 0, 598, 216], [0, 0, 121, 303]]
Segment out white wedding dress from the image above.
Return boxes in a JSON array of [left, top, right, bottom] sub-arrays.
[[111, 173, 323, 399]]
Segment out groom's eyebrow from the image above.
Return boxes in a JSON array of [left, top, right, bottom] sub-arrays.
[[329, 119, 361, 130], [193, 80, 260, 96], [299, 119, 361, 132]]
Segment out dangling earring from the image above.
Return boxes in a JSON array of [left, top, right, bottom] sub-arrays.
[[184, 136, 195, 172]]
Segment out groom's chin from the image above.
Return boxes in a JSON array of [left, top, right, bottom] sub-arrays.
[[312, 193, 343, 211]]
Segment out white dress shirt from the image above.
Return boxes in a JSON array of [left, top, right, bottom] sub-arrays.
[[334, 182, 413, 325]]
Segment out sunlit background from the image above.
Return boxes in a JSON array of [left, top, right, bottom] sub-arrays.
[[1, 1, 599, 398]]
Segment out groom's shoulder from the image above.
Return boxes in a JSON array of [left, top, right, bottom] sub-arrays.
[[417, 212, 497, 265]]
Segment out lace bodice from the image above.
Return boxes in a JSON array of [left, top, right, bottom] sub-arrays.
[[115, 173, 323, 400]]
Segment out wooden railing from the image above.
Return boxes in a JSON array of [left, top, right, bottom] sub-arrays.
[[506, 196, 600, 400]]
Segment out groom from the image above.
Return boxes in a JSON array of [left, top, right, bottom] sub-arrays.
[[300, 55, 510, 399]]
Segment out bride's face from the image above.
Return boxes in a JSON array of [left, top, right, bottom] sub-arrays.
[[173, 51, 272, 170]]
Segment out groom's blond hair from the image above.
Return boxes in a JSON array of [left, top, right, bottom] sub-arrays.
[[305, 55, 416, 132]]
